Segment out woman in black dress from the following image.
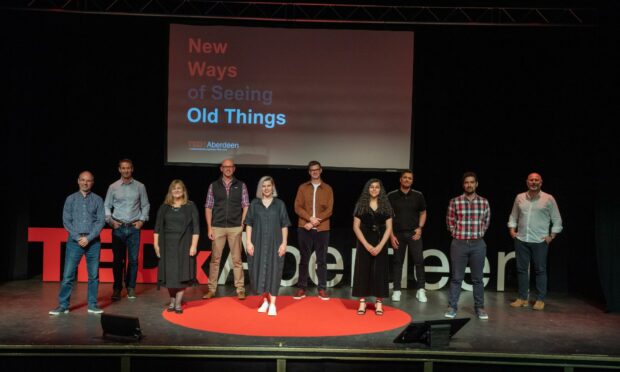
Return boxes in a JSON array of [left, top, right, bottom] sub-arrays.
[[245, 176, 291, 316], [352, 178, 393, 315], [154, 180, 199, 314]]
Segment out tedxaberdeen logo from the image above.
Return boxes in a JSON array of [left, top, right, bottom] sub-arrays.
[[187, 140, 240, 152]]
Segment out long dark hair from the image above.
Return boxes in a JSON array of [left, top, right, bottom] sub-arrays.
[[354, 178, 393, 216]]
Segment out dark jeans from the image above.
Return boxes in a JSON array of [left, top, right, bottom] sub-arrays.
[[392, 230, 425, 290], [297, 228, 329, 290], [58, 238, 101, 309], [448, 238, 486, 310], [515, 239, 549, 300], [112, 225, 140, 290]]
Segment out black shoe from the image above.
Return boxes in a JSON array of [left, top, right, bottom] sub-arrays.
[[111, 289, 121, 302], [166, 304, 175, 312], [49, 306, 69, 315], [175, 306, 183, 314]]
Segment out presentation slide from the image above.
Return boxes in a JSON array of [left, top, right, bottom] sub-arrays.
[[167, 24, 413, 169]]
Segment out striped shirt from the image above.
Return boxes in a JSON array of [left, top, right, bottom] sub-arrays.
[[446, 193, 491, 240]]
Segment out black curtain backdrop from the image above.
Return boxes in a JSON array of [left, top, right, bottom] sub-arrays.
[[594, 6, 620, 313], [2, 9, 617, 310], [595, 163, 620, 313]]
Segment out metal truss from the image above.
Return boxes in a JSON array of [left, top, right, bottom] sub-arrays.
[[2, 1, 597, 27]]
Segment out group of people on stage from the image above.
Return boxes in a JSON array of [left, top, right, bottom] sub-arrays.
[[49, 159, 562, 322]]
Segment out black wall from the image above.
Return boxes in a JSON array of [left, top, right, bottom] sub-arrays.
[[2, 10, 613, 306]]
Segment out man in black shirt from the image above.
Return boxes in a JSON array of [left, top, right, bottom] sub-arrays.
[[387, 170, 427, 302]]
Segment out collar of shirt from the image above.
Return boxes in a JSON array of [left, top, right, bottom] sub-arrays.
[[398, 189, 413, 197], [459, 193, 480, 201], [221, 177, 235, 191], [525, 191, 541, 201], [303, 180, 323, 189]]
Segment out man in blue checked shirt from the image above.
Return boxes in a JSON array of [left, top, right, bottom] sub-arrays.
[[49, 171, 105, 315]]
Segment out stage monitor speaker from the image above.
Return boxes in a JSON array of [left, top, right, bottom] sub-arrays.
[[393, 318, 470, 347], [101, 313, 143, 341]]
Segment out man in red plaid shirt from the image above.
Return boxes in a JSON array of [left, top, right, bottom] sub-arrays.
[[444, 172, 491, 320]]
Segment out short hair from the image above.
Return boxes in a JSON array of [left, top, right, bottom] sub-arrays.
[[164, 179, 188, 206], [307, 160, 321, 170], [400, 169, 413, 177], [462, 171, 478, 183], [256, 176, 278, 199], [78, 171, 94, 180], [118, 159, 133, 167]]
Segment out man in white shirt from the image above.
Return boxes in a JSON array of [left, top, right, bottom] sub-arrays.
[[508, 173, 563, 311]]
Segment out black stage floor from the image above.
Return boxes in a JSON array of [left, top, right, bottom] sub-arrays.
[[1, 279, 619, 371]]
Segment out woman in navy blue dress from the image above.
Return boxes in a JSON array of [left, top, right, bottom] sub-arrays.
[[245, 176, 291, 316]]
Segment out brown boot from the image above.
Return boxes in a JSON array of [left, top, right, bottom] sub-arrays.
[[202, 291, 215, 299], [510, 298, 529, 307], [533, 300, 545, 310]]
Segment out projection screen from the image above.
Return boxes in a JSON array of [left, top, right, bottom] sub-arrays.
[[167, 24, 414, 169]]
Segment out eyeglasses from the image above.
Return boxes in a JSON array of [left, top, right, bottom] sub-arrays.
[[309, 168, 321, 172]]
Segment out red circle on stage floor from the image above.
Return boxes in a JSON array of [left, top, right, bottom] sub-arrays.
[[162, 296, 412, 337]]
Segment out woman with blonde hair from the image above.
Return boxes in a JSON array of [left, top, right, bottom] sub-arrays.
[[245, 176, 291, 316]]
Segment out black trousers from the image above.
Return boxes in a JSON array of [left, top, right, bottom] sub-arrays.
[[392, 230, 425, 290], [297, 228, 329, 290]]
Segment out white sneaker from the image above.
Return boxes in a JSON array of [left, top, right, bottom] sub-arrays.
[[267, 304, 277, 316], [416, 288, 428, 303], [258, 300, 269, 313], [391, 290, 401, 302]]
